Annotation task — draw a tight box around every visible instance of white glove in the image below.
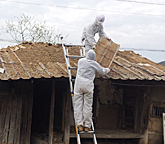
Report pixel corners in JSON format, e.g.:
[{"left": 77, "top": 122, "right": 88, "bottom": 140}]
[{"left": 106, "top": 68, "right": 110, "bottom": 73}]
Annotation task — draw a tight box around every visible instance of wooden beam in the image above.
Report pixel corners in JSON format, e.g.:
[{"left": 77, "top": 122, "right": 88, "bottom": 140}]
[
  {"left": 8, "top": 94, "right": 18, "bottom": 144},
  {"left": 20, "top": 91, "right": 28, "bottom": 144},
  {"left": 0, "top": 94, "right": 9, "bottom": 143},
  {"left": 134, "top": 89, "right": 139, "bottom": 132},
  {"left": 26, "top": 83, "right": 33, "bottom": 144},
  {"left": 63, "top": 85, "right": 71, "bottom": 144},
  {"left": 14, "top": 90, "right": 22, "bottom": 144},
  {"left": 139, "top": 129, "right": 148, "bottom": 144},
  {"left": 70, "top": 132, "right": 143, "bottom": 139},
  {"left": 2, "top": 93, "right": 13, "bottom": 144},
  {"left": 139, "top": 87, "right": 151, "bottom": 143},
  {"left": 48, "top": 79, "right": 55, "bottom": 144}
]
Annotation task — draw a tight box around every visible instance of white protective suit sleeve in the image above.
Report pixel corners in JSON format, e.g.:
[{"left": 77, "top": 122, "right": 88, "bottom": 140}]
[{"left": 98, "top": 24, "right": 107, "bottom": 38}]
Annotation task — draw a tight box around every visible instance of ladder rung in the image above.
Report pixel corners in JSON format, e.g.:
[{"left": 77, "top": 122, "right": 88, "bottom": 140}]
[
  {"left": 66, "top": 55, "right": 84, "bottom": 59},
  {"left": 71, "top": 79, "right": 75, "bottom": 82},
  {"left": 69, "top": 67, "right": 77, "bottom": 70},
  {"left": 64, "top": 44, "right": 85, "bottom": 47}
]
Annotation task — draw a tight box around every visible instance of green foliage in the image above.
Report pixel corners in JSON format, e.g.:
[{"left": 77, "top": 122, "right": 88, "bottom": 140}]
[{"left": 2, "top": 13, "right": 65, "bottom": 44}]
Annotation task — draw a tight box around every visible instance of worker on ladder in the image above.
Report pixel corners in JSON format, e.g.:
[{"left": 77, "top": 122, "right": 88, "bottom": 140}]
[
  {"left": 73, "top": 49, "right": 110, "bottom": 132},
  {"left": 81, "top": 13, "right": 111, "bottom": 54}
]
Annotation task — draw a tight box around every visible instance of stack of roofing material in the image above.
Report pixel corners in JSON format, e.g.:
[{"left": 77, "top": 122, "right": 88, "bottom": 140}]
[{"left": 96, "top": 37, "right": 120, "bottom": 68}]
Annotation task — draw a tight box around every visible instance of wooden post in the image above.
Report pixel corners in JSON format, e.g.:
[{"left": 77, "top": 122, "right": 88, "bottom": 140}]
[
  {"left": 134, "top": 89, "right": 139, "bottom": 132},
  {"left": 20, "top": 85, "right": 28, "bottom": 144},
  {"left": 139, "top": 87, "right": 151, "bottom": 144},
  {"left": 2, "top": 93, "right": 13, "bottom": 144},
  {"left": 139, "top": 129, "right": 148, "bottom": 144},
  {"left": 0, "top": 94, "right": 9, "bottom": 143},
  {"left": 14, "top": 91, "right": 22, "bottom": 144},
  {"left": 8, "top": 94, "right": 18, "bottom": 144},
  {"left": 48, "top": 79, "right": 55, "bottom": 144},
  {"left": 26, "top": 82, "right": 34, "bottom": 144},
  {"left": 64, "top": 85, "right": 71, "bottom": 144}
]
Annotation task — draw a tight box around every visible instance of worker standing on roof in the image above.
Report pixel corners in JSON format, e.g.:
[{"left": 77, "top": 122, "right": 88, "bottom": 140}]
[
  {"left": 73, "top": 49, "right": 110, "bottom": 132},
  {"left": 81, "top": 13, "right": 111, "bottom": 55}
]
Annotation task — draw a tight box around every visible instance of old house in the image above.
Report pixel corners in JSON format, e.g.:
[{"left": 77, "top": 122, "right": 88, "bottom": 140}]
[{"left": 0, "top": 41, "right": 165, "bottom": 144}]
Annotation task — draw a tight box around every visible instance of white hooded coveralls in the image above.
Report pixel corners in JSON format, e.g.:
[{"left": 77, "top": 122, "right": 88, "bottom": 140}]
[
  {"left": 82, "top": 20, "right": 107, "bottom": 54},
  {"left": 74, "top": 50, "right": 110, "bottom": 128}
]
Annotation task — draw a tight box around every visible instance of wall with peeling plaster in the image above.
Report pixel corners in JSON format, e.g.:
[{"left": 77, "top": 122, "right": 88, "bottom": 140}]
[
  {"left": 95, "top": 79, "right": 123, "bottom": 129},
  {"left": 148, "top": 87, "right": 165, "bottom": 144}
]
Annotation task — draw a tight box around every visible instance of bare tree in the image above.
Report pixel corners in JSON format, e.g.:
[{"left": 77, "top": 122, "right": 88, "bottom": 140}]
[{"left": 2, "top": 14, "right": 65, "bottom": 44}]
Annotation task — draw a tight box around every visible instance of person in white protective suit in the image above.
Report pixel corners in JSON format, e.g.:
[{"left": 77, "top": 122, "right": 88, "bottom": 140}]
[
  {"left": 81, "top": 13, "right": 111, "bottom": 54},
  {"left": 73, "top": 49, "right": 110, "bottom": 132}
]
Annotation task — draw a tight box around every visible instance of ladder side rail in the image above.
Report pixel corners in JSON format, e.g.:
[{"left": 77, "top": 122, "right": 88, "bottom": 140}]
[
  {"left": 80, "top": 49, "right": 82, "bottom": 56},
  {"left": 62, "top": 43, "right": 73, "bottom": 94},
  {"left": 81, "top": 41, "right": 85, "bottom": 56},
  {"left": 83, "top": 47, "right": 85, "bottom": 56},
  {"left": 91, "top": 120, "right": 98, "bottom": 144},
  {"left": 66, "top": 50, "right": 82, "bottom": 144},
  {"left": 65, "top": 48, "right": 81, "bottom": 144},
  {"left": 66, "top": 49, "right": 74, "bottom": 94},
  {"left": 75, "top": 122, "right": 81, "bottom": 144}
]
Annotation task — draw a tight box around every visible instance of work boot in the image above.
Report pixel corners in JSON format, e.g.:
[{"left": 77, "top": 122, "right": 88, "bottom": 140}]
[
  {"left": 84, "top": 127, "right": 92, "bottom": 132},
  {"left": 78, "top": 125, "right": 84, "bottom": 132}
]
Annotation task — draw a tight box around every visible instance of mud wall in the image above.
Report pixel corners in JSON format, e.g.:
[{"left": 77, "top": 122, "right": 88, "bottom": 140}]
[
  {"left": 95, "top": 79, "right": 123, "bottom": 129},
  {"left": 148, "top": 87, "right": 165, "bottom": 144}
]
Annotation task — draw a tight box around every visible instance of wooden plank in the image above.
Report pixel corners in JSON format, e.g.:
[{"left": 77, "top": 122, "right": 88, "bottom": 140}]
[
  {"left": 139, "top": 87, "right": 151, "bottom": 143},
  {"left": 8, "top": 94, "right": 18, "bottom": 144},
  {"left": 134, "top": 95, "right": 138, "bottom": 131},
  {"left": 20, "top": 84, "right": 28, "bottom": 144},
  {"left": 96, "top": 37, "right": 120, "bottom": 68},
  {"left": 70, "top": 132, "right": 143, "bottom": 139},
  {"left": 0, "top": 95, "right": 9, "bottom": 142},
  {"left": 63, "top": 86, "right": 71, "bottom": 144},
  {"left": 48, "top": 79, "right": 55, "bottom": 144},
  {"left": 26, "top": 83, "right": 33, "bottom": 144},
  {"left": 2, "top": 92, "right": 13, "bottom": 144},
  {"left": 0, "top": 95, "right": 2, "bottom": 112},
  {"left": 14, "top": 82, "right": 22, "bottom": 144},
  {"left": 62, "top": 93, "right": 66, "bottom": 132}
]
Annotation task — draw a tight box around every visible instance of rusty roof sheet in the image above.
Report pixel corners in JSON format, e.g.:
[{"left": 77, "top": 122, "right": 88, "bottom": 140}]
[{"left": 0, "top": 41, "right": 165, "bottom": 81}]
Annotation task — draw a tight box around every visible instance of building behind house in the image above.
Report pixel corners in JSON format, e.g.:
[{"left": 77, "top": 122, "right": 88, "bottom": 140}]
[{"left": 0, "top": 42, "right": 165, "bottom": 144}]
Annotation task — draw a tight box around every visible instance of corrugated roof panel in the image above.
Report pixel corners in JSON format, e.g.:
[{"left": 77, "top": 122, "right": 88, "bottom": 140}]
[
  {"left": 34, "top": 63, "right": 50, "bottom": 78},
  {"left": 113, "top": 60, "right": 141, "bottom": 79},
  {"left": 56, "top": 62, "right": 69, "bottom": 77},
  {"left": 0, "top": 42, "right": 164, "bottom": 81},
  {"left": 29, "top": 63, "right": 44, "bottom": 79},
  {"left": 46, "top": 62, "right": 62, "bottom": 78},
  {"left": 110, "top": 67, "right": 128, "bottom": 79}
]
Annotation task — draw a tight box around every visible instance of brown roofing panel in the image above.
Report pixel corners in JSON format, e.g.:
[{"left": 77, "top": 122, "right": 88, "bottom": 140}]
[
  {"left": 46, "top": 62, "right": 62, "bottom": 77},
  {"left": 0, "top": 51, "right": 20, "bottom": 80},
  {"left": 0, "top": 41, "right": 165, "bottom": 81},
  {"left": 96, "top": 37, "right": 120, "bottom": 68},
  {"left": 54, "top": 62, "right": 68, "bottom": 77}
]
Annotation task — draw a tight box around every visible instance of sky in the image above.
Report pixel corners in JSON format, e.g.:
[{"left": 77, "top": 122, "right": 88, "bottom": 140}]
[{"left": 0, "top": 0, "right": 165, "bottom": 63}]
